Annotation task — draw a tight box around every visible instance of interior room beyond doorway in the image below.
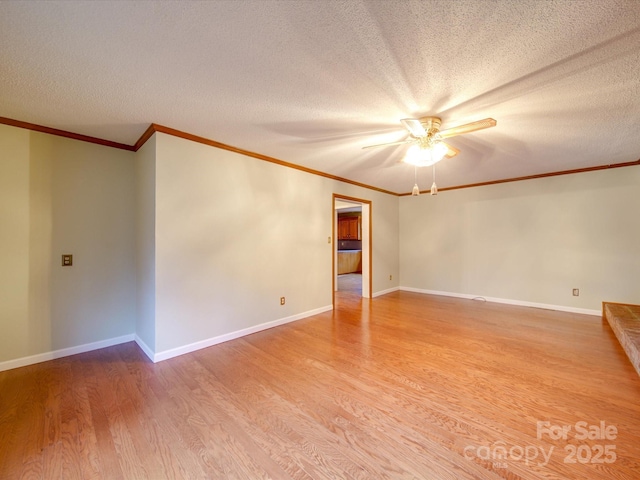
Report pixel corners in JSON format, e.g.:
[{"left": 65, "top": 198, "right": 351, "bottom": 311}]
[{"left": 334, "top": 196, "right": 370, "bottom": 300}]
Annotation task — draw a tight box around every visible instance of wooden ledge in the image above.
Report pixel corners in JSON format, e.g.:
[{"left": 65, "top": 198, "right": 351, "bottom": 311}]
[{"left": 603, "top": 302, "right": 640, "bottom": 377}]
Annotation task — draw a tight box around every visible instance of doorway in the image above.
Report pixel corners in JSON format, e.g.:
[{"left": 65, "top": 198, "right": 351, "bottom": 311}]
[{"left": 333, "top": 194, "right": 372, "bottom": 307}]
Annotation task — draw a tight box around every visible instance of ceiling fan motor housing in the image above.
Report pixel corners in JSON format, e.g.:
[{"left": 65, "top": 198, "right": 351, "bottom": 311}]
[
  {"left": 419, "top": 116, "right": 442, "bottom": 132},
  {"left": 416, "top": 117, "right": 443, "bottom": 147}
]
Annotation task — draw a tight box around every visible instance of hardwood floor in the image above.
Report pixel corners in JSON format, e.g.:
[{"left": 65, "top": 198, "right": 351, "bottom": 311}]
[{"left": 2, "top": 291, "right": 640, "bottom": 479}]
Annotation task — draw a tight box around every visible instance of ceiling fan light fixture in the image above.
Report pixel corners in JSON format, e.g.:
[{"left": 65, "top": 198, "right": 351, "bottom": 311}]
[
  {"left": 360, "top": 115, "right": 497, "bottom": 194},
  {"left": 403, "top": 141, "right": 448, "bottom": 167}
]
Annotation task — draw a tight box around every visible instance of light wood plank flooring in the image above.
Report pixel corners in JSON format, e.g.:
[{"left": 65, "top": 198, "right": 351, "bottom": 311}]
[{"left": 2, "top": 291, "right": 640, "bottom": 479}]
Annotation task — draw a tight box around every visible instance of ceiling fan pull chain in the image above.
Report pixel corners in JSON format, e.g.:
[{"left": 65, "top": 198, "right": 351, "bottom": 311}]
[
  {"left": 431, "top": 164, "right": 438, "bottom": 196},
  {"left": 412, "top": 165, "right": 420, "bottom": 196}
]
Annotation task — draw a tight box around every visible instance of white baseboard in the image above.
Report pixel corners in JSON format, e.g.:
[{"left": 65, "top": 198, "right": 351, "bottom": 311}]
[
  {"left": 373, "top": 286, "right": 400, "bottom": 298},
  {"left": 5, "top": 289, "right": 595, "bottom": 371},
  {"left": 0, "top": 334, "right": 135, "bottom": 372},
  {"left": 399, "top": 287, "right": 601, "bottom": 316},
  {"left": 134, "top": 335, "right": 155, "bottom": 362},
  {"left": 152, "top": 304, "right": 334, "bottom": 363}
]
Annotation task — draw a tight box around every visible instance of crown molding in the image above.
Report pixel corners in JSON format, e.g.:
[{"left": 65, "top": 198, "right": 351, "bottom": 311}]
[
  {"left": 0, "top": 116, "right": 397, "bottom": 196},
  {"left": 146, "top": 124, "right": 399, "bottom": 196},
  {"left": 2, "top": 116, "right": 637, "bottom": 197},
  {"left": 0, "top": 116, "right": 135, "bottom": 151},
  {"left": 399, "top": 159, "right": 640, "bottom": 196}
]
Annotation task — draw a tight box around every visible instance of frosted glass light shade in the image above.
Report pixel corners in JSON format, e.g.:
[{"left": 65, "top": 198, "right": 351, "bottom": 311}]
[{"left": 403, "top": 142, "right": 448, "bottom": 167}]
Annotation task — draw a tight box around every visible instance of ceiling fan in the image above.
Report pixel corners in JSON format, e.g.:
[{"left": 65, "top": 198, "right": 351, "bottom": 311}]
[
  {"left": 362, "top": 115, "right": 496, "bottom": 195},
  {"left": 362, "top": 116, "right": 497, "bottom": 167}
]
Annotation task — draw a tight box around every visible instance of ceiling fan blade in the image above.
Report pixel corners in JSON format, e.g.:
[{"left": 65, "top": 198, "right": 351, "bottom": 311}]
[
  {"left": 362, "top": 138, "right": 415, "bottom": 150},
  {"left": 439, "top": 118, "right": 497, "bottom": 139},
  {"left": 443, "top": 142, "right": 460, "bottom": 158},
  {"left": 400, "top": 118, "right": 426, "bottom": 137}
]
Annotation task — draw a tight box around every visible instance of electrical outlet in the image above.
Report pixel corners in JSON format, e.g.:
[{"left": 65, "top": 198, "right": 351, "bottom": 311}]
[
  {"left": 328, "top": 236, "right": 331, "bottom": 243},
  {"left": 280, "top": 297, "right": 285, "bottom": 305},
  {"left": 572, "top": 289, "right": 579, "bottom": 296},
  {"left": 62, "top": 254, "right": 73, "bottom": 266},
  {"left": 389, "top": 275, "right": 393, "bottom": 281}
]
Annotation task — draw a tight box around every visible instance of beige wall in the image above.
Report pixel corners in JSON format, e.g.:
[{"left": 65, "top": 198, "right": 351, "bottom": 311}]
[
  {"left": 0, "top": 126, "right": 31, "bottom": 362},
  {"left": 0, "top": 125, "right": 400, "bottom": 366},
  {"left": 4, "top": 119, "right": 638, "bottom": 367},
  {"left": 0, "top": 124, "right": 137, "bottom": 365},
  {"left": 399, "top": 166, "right": 640, "bottom": 312},
  {"left": 153, "top": 133, "right": 400, "bottom": 356},
  {"left": 135, "top": 136, "right": 156, "bottom": 354}
]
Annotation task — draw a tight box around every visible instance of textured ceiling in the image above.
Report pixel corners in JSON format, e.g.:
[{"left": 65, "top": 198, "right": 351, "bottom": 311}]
[{"left": 1, "top": 0, "right": 639, "bottom": 194}]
